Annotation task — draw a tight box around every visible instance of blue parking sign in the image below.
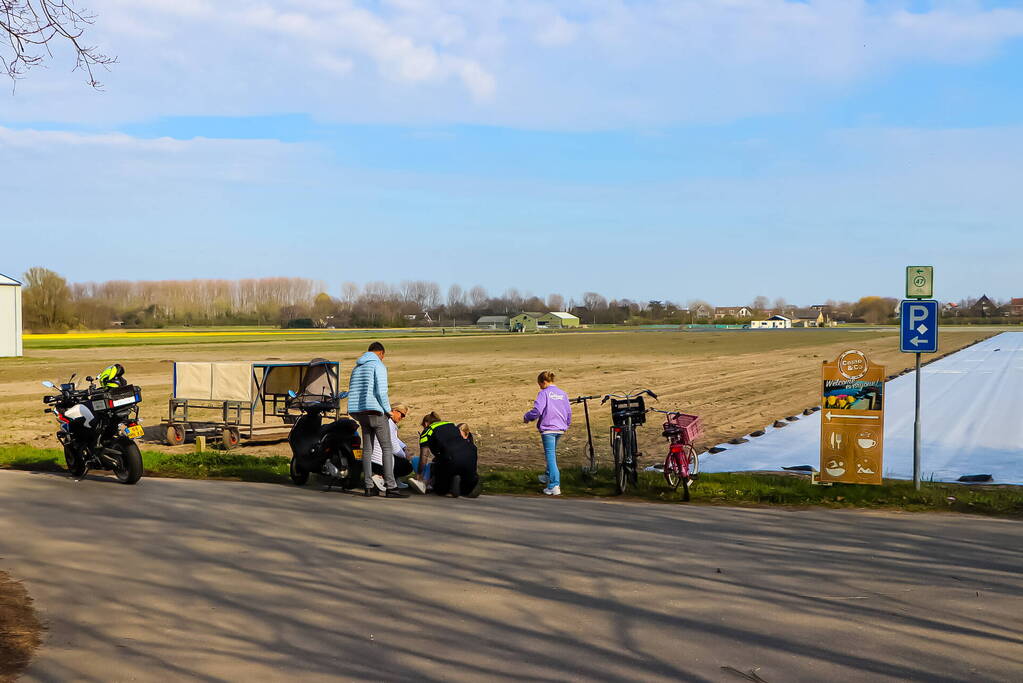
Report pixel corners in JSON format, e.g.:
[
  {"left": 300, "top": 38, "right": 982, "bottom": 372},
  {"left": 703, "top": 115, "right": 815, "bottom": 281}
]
[{"left": 900, "top": 300, "right": 938, "bottom": 353}]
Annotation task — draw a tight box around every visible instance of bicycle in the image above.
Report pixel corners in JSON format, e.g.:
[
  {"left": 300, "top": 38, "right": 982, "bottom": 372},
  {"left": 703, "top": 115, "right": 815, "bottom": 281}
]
[
  {"left": 601, "top": 389, "right": 657, "bottom": 494},
  {"left": 649, "top": 408, "right": 702, "bottom": 501}
]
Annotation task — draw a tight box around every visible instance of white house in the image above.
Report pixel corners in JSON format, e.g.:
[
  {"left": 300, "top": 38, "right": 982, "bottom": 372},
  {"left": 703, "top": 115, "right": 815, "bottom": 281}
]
[
  {"left": 750, "top": 315, "right": 792, "bottom": 329},
  {"left": 0, "top": 273, "right": 23, "bottom": 357}
]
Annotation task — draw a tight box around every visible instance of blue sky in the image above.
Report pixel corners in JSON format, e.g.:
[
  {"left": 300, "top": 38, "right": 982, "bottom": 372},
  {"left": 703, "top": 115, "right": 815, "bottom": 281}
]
[{"left": 2, "top": 0, "right": 1022, "bottom": 305}]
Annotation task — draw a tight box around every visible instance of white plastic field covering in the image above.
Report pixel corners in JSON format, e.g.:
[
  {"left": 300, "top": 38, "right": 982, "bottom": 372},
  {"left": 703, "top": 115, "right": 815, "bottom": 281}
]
[{"left": 701, "top": 332, "right": 1023, "bottom": 485}]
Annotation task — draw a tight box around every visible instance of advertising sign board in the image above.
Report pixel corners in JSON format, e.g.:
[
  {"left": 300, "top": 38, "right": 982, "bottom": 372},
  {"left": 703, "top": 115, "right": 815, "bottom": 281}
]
[{"left": 819, "top": 350, "right": 885, "bottom": 485}]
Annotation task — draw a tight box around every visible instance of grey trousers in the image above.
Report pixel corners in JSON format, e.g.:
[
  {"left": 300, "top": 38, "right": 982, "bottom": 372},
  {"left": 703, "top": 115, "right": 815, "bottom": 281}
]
[{"left": 354, "top": 412, "right": 396, "bottom": 489}]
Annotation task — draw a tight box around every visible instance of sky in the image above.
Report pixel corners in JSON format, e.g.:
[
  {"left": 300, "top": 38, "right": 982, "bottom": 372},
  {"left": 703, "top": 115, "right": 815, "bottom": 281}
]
[{"left": 1, "top": 0, "right": 1022, "bottom": 306}]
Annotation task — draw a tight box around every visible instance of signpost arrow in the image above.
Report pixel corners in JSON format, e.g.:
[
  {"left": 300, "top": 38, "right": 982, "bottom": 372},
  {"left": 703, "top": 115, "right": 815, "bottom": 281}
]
[{"left": 825, "top": 411, "right": 880, "bottom": 422}]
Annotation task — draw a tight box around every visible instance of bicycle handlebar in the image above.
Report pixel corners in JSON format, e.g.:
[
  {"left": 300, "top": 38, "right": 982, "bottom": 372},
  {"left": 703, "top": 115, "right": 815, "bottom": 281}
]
[
  {"left": 570, "top": 395, "right": 600, "bottom": 404},
  {"left": 601, "top": 388, "right": 658, "bottom": 404}
]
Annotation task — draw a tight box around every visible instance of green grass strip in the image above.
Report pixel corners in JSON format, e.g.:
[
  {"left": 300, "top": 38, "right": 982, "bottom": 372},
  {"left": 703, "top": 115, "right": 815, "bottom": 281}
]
[{"left": 2, "top": 445, "right": 1021, "bottom": 517}]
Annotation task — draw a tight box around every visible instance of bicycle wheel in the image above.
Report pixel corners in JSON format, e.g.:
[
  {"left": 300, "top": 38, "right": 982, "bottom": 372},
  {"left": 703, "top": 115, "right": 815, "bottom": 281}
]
[
  {"left": 664, "top": 451, "right": 681, "bottom": 490},
  {"left": 680, "top": 444, "right": 698, "bottom": 502},
  {"left": 684, "top": 444, "right": 699, "bottom": 478},
  {"left": 612, "top": 435, "right": 627, "bottom": 495},
  {"left": 627, "top": 429, "right": 640, "bottom": 486}
]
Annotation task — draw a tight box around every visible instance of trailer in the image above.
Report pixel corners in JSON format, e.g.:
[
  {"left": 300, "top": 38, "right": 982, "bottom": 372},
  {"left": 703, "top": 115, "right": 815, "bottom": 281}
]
[{"left": 161, "top": 359, "right": 342, "bottom": 448}]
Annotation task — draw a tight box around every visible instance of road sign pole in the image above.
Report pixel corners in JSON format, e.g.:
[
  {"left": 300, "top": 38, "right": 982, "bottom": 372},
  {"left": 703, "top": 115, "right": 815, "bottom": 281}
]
[{"left": 914, "top": 352, "right": 921, "bottom": 490}]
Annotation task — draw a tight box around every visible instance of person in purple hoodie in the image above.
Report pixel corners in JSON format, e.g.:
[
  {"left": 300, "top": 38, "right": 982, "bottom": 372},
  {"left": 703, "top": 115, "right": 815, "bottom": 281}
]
[{"left": 523, "top": 370, "right": 572, "bottom": 496}]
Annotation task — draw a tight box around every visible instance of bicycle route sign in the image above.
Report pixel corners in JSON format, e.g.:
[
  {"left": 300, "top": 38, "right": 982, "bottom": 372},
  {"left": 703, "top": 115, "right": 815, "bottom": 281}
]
[
  {"left": 819, "top": 350, "right": 885, "bottom": 485},
  {"left": 906, "top": 265, "right": 933, "bottom": 299}
]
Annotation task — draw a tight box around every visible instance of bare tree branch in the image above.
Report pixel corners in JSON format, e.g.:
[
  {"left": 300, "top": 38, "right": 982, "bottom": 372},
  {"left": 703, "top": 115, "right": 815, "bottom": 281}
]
[{"left": 0, "top": 0, "right": 114, "bottom": 88}]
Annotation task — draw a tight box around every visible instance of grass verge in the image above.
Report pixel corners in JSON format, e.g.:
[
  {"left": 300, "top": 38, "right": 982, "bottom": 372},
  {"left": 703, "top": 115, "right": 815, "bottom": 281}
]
[
  {"left": 2, "top": 445, "right": 1021, "bottom": 517},
  {"left": 0, "top": 570, "right": 43, "bottom": 683}
]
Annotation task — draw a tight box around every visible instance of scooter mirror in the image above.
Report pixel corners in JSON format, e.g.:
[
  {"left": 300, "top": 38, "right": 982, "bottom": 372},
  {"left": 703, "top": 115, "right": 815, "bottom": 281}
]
[{"left": 41, "top": 381, "right": 55, "bottom": 388}]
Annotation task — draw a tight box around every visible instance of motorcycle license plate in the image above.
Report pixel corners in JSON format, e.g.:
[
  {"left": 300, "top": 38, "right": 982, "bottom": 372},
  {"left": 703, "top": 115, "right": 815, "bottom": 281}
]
[
  {"left": 124, "top": 425, "right": 144, "bottom": 439},
  {"left": 352, "top": 448, "right": 363, "bottom": 461}
]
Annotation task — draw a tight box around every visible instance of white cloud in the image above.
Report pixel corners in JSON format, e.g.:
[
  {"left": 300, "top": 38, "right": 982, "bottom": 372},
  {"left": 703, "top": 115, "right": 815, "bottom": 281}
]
[
  {"left": 0, "top": 126, "right": 313, "bottom": 184},
  {"left": 1, "top": 1, "right": 1022, "bottom": 126}
]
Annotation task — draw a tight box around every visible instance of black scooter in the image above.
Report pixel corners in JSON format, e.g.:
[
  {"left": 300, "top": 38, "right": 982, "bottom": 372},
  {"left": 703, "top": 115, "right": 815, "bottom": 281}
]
[{"left": 286, "top": 391, "right": 362, "bottom": 489}]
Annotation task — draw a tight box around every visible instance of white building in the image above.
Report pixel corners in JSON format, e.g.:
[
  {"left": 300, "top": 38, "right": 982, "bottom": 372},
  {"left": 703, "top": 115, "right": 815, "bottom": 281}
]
[
  {"left": 0, "top": 273, "right": 23, "bottom": 357},
  {"left": 750, "top": 315, "right": 792, "bottom": 329}
]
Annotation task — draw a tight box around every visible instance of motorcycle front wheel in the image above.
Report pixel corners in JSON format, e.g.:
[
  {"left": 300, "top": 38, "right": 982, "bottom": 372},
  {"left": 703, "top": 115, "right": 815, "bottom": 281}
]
[
  {"left": 63, "top": 444, "right": 87, "bottom": 479},
  {"left": 289, "top": 455, "right": 309, "bottom": 485},
  {"left": 112, "top": 440, "right": 143, "bottom": 485}
]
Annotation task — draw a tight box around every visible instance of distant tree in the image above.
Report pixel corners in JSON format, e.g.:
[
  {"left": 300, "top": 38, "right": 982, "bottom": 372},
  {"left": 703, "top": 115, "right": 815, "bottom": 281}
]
[
  {"left": 1, "top": 0, "right": 115, "bottom": 87},
  {"left": 22, "top": 266, "right": 72, "bottom": 330},
  {"left": 469, "top": 285, "right": 488, "bottom": 310},
  {"left": 772, "top": 297, "right": 788, "bottom": 310},
  {"left": 447, "top": 284, "right": 465, "bottom": 309},
  {"left": 340, "top": 282, "right": 360, "bottom": 309},
  {"left": 751, "top": 296, "right": 770, "bottom": 310},
  {"left": 546, "top": 293, "right": 565, "bottom": 311},
  {"left": 311, "top": 292, "right": 338, "bottom": 321},
  {"left": 853, "top": 296, "right": 898, "bottom": 324}
]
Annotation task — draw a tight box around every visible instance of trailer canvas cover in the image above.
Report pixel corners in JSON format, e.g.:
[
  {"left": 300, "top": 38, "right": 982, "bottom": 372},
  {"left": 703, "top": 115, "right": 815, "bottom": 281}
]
[{"left": 173, "top": 362, "right": 257, "bottom": 402}]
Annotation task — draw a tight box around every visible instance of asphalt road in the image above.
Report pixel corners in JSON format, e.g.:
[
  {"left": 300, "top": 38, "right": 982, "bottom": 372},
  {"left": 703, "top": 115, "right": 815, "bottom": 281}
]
[{"left": 1, "top": 470, "right": 1021, "bottom": 682}]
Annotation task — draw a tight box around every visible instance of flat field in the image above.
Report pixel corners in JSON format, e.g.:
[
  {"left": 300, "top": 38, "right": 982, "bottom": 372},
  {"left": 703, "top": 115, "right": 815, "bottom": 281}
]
[{"left": 0, "top": 327, "right": 993, "bottom": 468}]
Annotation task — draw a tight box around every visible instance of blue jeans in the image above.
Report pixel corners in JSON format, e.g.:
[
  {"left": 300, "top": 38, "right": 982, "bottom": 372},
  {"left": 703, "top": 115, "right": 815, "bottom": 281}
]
[{"left": 541, "top": 433, "right": 562, "bottom": 488}]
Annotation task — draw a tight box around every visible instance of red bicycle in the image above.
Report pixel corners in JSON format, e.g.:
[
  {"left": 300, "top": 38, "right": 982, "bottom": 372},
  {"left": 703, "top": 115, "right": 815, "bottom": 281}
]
[{"left": 649, "top": 409, "right": 702, "bottom": 501}]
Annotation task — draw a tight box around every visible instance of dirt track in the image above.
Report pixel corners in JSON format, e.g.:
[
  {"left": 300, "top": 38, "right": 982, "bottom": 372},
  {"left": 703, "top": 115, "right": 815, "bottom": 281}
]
[{"left": 0, "top": 328, "right": 992, "bottom": 468}]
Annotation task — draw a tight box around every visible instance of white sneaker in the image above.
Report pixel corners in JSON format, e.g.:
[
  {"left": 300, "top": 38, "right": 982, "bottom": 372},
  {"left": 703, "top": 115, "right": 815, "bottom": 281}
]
[
  {"left": 543, "top": 485, "right": 561, "bottom": 496},
  {"left": 371, "top": 474, "right": 386, "bottom": 491},
  {"left": 406, "top": 478, "right": 427, "bottom": 494},
  {"left": 538, "top": 474, "right": 549, "bottom": 484}
]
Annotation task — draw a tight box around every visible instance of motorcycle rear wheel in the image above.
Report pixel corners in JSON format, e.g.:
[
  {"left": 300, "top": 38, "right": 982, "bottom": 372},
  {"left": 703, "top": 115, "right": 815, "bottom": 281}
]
[
  {"left": 63, "top": 444, "right": 87, "bottom": 479},
  {"left": 113, "top": 440, "right": 143, "bottom": 485}
]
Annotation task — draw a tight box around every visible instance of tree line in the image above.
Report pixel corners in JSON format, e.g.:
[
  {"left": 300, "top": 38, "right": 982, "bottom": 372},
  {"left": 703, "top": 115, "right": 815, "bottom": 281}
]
[{"left": 17, "top": 267, "right": 992, "bottom": 331}]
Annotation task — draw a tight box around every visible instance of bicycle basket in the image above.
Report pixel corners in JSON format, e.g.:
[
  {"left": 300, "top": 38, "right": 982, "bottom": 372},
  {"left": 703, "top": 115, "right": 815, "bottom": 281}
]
[
  {"left": 668, "top": 413, "right": 703, "bottom": 442},
  {"left": 611, "top": 396, "right": 646, "bottom": 426}
]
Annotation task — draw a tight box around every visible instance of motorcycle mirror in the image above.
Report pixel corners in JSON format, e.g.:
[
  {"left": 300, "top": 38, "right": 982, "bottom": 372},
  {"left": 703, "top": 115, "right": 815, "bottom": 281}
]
[
  {"left": 86, "top": 376, "right": 94, "bottom": 382},
  {"left": 69, "top": 373, "right": 76, "bottom": 382},
  {"left": 41, "top": 381, "right": 55, "bottom": 388},
  {"left": 287, "top": 390, "right": 298, "bottom": 398}
]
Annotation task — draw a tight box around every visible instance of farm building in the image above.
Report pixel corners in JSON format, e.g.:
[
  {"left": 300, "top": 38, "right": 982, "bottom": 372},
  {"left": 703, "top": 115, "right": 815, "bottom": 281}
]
[
  {"left": 539, "top": 312, "right": 580, "bottom": 329},
  {"left": 0, "top": 273, "right": 23, "bottom": 357},
  {"left": 714, "top": 306, "right": 753, "bottom": 320},
  {"left": 509, "top": 312, "right": 543, "bottom": 332},
  {"left": 750, "top": 315, "right": 792, "bottom": 329},
  {"left": 790, "top": 309, "right": 826, "bottom": 327},
  {"left": 476, "top": 315, "right": 510, "bottom": 330}
]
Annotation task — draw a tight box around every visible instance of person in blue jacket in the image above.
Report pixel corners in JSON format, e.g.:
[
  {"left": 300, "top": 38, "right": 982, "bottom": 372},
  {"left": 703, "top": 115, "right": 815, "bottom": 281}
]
[{"left": 347, "top": 342, "right": 408, "bottom": 499}]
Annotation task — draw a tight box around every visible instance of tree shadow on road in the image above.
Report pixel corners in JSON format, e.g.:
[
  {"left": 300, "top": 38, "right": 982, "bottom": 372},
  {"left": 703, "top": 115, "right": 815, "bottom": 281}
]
[{"left": 2, "top": 473, "right": 1022, "bottom": 681}]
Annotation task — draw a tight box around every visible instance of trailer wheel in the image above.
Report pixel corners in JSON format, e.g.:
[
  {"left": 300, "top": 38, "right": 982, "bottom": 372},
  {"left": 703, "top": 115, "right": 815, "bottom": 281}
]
[
  {"left": 221, "top": 427, "right": 240, "bottom": 450},
  {"left": 164, "top": 424, "right": 186, "bottom": 446}
]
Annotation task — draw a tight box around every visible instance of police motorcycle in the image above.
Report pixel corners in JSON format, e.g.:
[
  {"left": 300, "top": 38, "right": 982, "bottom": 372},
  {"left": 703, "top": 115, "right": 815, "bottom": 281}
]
[{"left": 41, "top": 364, "right": 145, "bottom": 485}]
